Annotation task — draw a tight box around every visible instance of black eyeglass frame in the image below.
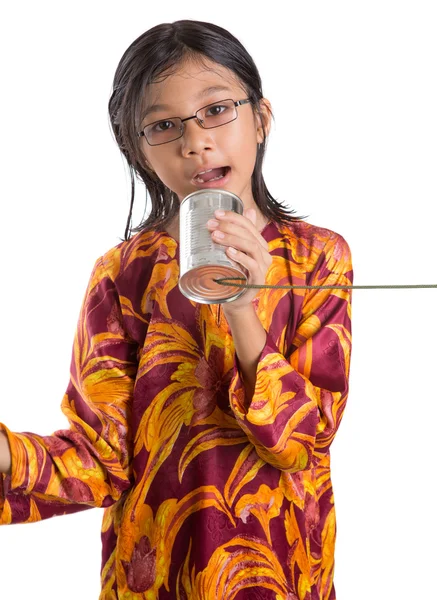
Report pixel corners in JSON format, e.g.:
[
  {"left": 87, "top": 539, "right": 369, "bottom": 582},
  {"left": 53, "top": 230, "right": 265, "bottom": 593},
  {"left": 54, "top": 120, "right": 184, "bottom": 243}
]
[{"left": 137, "top": 98, "right": 252, "bottom": 146}]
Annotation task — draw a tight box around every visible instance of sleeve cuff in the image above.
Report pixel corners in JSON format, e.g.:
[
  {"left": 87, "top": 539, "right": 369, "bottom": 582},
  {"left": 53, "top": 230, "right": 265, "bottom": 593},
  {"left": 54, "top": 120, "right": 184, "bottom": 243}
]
[{"left": 229, "top": 330, "right": 285, "bottom": 418}]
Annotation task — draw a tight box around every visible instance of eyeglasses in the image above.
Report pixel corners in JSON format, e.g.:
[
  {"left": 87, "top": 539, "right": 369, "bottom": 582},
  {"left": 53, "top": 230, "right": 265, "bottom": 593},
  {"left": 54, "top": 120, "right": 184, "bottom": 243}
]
[{"left": 137, "top": 98, "right": 251, "bottom": 146}]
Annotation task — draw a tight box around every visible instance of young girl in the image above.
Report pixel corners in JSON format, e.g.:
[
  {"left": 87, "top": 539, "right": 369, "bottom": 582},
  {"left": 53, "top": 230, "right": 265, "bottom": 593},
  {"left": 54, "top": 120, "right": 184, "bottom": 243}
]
[{"left": 0, "top": 19, "right": 352, "bottom": 600}]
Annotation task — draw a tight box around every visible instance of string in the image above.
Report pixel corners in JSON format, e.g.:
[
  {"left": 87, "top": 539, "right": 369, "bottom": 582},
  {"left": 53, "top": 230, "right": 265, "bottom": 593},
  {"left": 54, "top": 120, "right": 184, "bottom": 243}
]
[{"left": 213, "top": 278, "right": 437, "bottom": 291}]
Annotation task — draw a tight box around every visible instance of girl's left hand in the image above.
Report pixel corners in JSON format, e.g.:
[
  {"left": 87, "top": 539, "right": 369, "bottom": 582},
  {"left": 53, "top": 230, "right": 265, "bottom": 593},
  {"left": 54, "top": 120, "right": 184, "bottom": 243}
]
[{"left": 207, "top": 208, "right": 272, "bottom": 312}]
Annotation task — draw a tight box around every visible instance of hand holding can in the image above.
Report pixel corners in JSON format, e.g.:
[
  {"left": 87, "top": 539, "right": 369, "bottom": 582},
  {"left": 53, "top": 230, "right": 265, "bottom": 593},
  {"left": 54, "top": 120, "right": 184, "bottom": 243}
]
[{"left": 178, "top": 189, "right": 249, "bottom": 304}]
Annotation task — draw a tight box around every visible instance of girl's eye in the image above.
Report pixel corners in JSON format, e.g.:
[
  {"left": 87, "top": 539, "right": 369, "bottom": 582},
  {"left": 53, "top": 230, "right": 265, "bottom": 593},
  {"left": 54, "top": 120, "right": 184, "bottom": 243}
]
[
  {"left": 206, "top": 104, "right": 227, "bottom": 117},
  {"left": 153, "top": 120, "right": 175, "bottom": 132}
]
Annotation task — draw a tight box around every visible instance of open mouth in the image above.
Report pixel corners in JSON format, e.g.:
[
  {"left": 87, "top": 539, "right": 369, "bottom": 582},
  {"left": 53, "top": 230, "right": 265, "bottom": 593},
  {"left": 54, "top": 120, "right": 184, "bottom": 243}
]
[{"left": 193, "top": 166, "right": 230, "bottom": 183}]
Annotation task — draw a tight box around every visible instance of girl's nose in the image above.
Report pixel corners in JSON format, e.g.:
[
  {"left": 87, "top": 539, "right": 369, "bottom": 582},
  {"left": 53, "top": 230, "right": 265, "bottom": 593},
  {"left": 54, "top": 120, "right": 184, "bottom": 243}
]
[{"left": 180, "top": 119, "right": 215, "bottom": 156}]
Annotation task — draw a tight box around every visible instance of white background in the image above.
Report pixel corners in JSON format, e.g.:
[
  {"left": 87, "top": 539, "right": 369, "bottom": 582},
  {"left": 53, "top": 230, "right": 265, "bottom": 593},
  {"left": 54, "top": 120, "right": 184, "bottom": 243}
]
[{"left": 0, "top": 1, "right": 436, "bottom": 598}]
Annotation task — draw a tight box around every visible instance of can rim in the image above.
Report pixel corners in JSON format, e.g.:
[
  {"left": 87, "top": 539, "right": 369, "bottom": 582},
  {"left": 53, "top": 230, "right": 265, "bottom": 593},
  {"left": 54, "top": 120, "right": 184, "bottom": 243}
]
[{"left": 180, "top": 188, "right": 244, "bottom": 209}]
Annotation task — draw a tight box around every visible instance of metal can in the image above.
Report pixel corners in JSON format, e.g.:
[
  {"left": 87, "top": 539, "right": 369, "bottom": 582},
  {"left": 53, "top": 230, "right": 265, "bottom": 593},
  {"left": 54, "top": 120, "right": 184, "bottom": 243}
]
[{"left": 178, "top": 189, "right": 248, "bottom": 304}]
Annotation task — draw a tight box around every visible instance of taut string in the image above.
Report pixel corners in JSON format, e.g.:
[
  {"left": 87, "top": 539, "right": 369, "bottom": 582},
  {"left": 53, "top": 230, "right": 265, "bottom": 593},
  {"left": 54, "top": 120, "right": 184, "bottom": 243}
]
[{"left": 213, "top": 278, "right": 437, "bottom": 291}]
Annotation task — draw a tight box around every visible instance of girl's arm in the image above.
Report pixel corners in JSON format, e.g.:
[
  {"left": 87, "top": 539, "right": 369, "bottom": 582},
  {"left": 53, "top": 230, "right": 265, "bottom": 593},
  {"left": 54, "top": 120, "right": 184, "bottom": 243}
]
[
  {"left": 0, "top": 432, "right": 11, "bottom": 475},
  {"left": 0, "top": 255, "right": 138, "bottom": 525},
  {"left": 222, "top": 306, "right": 267, "bottom": 401},
  {"left": 225, "top": 234, "right": 352, "bottom": 472}
]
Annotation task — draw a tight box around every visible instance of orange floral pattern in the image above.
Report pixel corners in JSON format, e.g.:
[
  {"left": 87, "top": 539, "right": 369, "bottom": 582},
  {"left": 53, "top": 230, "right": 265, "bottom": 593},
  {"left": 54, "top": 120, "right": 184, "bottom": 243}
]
[{"left": 0, "top": 220, "right": 352, "bottom": 599}]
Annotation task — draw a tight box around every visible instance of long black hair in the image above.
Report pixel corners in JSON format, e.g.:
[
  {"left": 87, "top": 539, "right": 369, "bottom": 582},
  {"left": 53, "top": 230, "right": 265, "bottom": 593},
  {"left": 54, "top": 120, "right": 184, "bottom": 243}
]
[{"left": 108, "top": 20, "right": 302, "bottom": 241}]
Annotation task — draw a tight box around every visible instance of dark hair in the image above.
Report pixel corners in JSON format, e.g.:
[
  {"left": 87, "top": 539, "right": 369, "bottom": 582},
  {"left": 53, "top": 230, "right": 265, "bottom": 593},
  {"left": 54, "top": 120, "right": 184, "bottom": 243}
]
[{"left": 108, "top": 20, "right": 302, "bottom": 241}]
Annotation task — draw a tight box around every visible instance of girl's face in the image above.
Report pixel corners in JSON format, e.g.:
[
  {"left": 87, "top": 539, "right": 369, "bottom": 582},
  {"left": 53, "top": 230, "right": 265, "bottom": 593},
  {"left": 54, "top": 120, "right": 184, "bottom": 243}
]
[{"left": 138, "top": 58, "right": 271, "bottom": 210}]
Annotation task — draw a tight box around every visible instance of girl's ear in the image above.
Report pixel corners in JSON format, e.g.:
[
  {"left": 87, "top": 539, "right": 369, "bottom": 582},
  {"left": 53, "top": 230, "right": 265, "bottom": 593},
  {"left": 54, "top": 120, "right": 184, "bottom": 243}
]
[{"left": 256, "top": 98, "right": 272, "bottom": 144}]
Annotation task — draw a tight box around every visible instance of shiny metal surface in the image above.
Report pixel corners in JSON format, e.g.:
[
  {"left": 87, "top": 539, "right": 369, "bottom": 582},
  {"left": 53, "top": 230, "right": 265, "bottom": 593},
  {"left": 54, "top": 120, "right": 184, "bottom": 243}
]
[{"left": 178, "top": 189, "right": 248, "bottom": 304}]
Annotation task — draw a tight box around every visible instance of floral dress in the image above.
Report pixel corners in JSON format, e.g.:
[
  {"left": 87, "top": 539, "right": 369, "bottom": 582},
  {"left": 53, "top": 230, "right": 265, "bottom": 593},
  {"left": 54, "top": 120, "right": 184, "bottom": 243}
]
[{"left": 0, "top": 219, "right": 353, "bottom": 600}]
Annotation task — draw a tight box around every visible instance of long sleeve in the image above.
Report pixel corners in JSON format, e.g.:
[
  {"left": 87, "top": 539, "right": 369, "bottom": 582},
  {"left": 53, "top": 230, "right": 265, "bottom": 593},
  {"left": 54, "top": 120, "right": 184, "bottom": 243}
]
[
  {"left": 0, "top": 256, "right": 138, "bottom": 525},
  {"left": 229, "top": 233, "right": 352, "bottom": 472}
]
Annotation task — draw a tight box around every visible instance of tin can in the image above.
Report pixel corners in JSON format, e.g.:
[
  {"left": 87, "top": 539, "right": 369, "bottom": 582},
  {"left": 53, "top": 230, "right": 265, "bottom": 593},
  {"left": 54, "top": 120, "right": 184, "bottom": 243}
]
[{"left": 178, "top": 189, "right": 248, "bottom": 304}]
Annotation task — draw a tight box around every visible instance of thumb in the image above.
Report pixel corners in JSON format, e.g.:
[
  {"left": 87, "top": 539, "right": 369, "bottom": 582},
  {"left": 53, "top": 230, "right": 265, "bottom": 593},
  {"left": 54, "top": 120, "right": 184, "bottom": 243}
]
[{"left": 244, "top": 208, "right": 257, "bottom": 225}]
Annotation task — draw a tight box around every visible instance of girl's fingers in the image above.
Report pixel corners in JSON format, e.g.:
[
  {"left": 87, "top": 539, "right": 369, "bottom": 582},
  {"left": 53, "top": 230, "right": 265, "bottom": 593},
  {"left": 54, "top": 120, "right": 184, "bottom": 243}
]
[
  {"left": 212, "top": 210, "right": 270, "bottom": 251},
  {"left": 205, "top": 210, "right": 273, "bottom": 308},
  {"left": 212, "top": 229, "right": 262, "bottom": 260},
  {"left": 209, "top": 225, "right": 267, "bottom": 254},
  {"left": 225, "top": 246, "right": 259, "bottom": 271}
]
